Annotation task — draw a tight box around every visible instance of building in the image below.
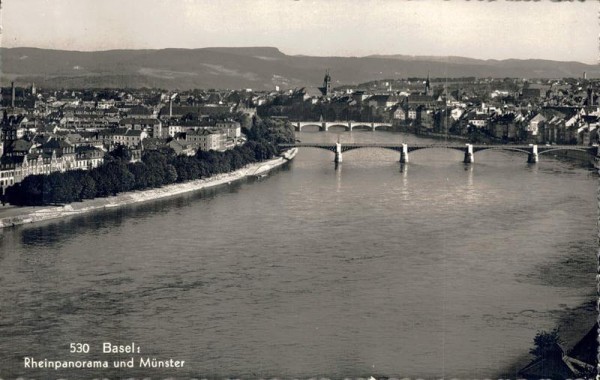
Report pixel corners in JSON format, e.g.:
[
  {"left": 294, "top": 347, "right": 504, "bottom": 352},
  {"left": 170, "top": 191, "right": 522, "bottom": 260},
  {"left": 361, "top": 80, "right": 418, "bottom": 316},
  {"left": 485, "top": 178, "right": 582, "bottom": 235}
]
[
  {"left": 97, "top": 99, "right": 116, "bottom": 110},
  {"left": 518, "top": 324, "right": 597, "bottom": 379},
  {"left": 425, "top": 73, "right": 433, "bottom": 97},
  {"left": 110, "top": 128, "right": 148, "bottom": 148},
  {"left": 185, "top": 129, "right": 224, "bottom": 151},
  {"left": 167, "top": 139, "right": 197, "bottom": 156},
  {"left": 419, "top": 109, "right": 434, "bottom": 130},
  {"left": 215, "top": 121, "right": 241, "bottom": 139},
  {"left": 368, "top": 95, "right": 399, "bottom": 109},
  {"left": 159, "top": 105, "right": 233, "bottom": 120},
  {"left": 468, "top": 114, "right": 489, "bottom": 128},
  {"left": 318, "top": 70, "right": 332, "bottom": 97},
  {"left": 127, "top": 105, "right": 155, "bottom": 119},
  {"left": 407, "top": 94, "right": 437, "bottom": 108},
  {"left": 489, "top": 114, "right": 519, "bottom": 140},
  {"left": 163, "top": 124, "right": 192, "bottom": 138},
  {"left": 119, "top": 118, "right": 162, "bottom": 138},
  {"left": 527, "top": 113, "right": 547, "bottom": 137},
  {"left": 1, "top": 124, "right": 24, "bottom": 141},
  {"left": 74, "top": 146, "right": 104, "bottom": 170},
  {"left": 0, "top": 138, "right": 103, "bottom": 195},
  {"left": 392, "top": 104, "right": 409, "bottom": 121},
  {"left": 408, "top": 106, "right": 423, "bottom": 123}
]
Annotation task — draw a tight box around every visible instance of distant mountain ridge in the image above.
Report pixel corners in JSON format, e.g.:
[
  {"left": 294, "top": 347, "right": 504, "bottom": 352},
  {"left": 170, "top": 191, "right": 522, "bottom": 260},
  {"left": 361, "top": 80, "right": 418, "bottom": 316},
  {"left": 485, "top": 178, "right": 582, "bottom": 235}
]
[{"left": 1, "top": 47, "right": 597, "bottom": 90}]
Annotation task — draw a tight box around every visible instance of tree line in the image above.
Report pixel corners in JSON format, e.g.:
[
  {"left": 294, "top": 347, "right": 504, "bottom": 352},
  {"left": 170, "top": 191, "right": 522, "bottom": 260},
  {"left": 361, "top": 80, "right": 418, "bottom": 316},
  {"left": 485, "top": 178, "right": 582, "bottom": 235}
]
[{"left": 3, "top": 117, "right": 294, "bottom": 206}]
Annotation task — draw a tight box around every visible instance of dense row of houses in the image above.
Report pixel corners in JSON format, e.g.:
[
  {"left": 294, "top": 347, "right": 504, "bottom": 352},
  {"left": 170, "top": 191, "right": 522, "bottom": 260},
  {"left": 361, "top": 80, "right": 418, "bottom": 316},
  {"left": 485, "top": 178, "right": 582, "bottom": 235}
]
[
  {"left": 0, "top": 86, "right": 247, "bottom": 195},
  {"left": 267, "top": 72, "right": 600, "bottom": 144},
  {"left": 1, "top": 76, "right": 598, "bottom": 194},
  {"left": 0, "top": 135, "right": 104, "bottom": 192}
]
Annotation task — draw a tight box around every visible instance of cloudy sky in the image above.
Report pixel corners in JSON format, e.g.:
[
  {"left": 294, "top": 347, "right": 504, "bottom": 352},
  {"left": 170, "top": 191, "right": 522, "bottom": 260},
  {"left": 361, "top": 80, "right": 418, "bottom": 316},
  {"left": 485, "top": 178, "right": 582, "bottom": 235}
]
[{"left": 2, "top": 0, "right": 598, "bottom": 63}]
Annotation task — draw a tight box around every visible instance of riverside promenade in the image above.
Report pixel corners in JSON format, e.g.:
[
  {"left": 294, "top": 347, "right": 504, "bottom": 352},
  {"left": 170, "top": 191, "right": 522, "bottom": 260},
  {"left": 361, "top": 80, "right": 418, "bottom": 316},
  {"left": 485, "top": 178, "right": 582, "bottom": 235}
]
[{"left": 0, "top": 149, "right": 297, "bottom": 229}]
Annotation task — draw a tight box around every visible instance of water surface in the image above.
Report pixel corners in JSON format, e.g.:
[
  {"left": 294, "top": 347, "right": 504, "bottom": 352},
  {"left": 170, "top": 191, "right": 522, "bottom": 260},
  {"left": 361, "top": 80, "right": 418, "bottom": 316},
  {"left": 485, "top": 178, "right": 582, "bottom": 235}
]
[{"left": 0, "top": 131, "right": 596, "bottom": 378}]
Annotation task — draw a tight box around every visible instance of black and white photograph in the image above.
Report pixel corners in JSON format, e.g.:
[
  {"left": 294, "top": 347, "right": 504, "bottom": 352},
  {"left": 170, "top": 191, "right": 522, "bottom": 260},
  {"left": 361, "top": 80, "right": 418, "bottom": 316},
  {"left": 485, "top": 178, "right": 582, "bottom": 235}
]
[{"left": 0, "top": 0, "right": 598, "bottom": 378}]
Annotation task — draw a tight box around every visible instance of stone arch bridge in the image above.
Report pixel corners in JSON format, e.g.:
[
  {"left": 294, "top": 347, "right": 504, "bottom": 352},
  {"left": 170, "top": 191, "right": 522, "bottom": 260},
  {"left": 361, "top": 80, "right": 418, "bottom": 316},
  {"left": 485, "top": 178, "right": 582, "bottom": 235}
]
[
  {"left": 291, "top": 121, "right": 393, "bottom": 132},
  {"left": 278, "top": 142, "right": 600, "bottom": 164}
]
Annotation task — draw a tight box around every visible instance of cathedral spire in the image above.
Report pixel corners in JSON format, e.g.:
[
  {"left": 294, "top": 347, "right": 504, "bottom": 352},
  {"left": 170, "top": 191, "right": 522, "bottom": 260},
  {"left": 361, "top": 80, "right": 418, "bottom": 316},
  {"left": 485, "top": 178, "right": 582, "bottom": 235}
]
[
  {"left": 319, "top": 69, "right": 332, "bottom": 97},
  {"left": 425, "top": 72, "right": 432, "bottom": 96}
]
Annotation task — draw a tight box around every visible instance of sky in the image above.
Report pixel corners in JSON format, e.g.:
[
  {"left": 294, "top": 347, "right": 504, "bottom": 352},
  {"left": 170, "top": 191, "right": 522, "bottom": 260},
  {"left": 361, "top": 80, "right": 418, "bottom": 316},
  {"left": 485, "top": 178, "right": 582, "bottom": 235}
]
[{"left": 1, "top": 0, "right": 598, "bottom": 63}]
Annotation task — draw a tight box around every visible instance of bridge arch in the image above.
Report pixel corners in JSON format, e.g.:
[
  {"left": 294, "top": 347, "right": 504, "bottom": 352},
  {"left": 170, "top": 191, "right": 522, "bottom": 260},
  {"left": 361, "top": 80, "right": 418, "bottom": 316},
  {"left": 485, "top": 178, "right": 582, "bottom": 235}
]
[
  {"left": 373, "top": 124, "right": 393, "bottom": 131},
  {"left": 408, "top": 146, "right": 467, "bottom": 154},
  {"left": 474, "top": 146, "right": 532, "bottom": 155},
  {"left": 538, "top": 147, "right": 593, "bottom": 155},
  {"left": 327, "top": 124, "right": 351, "bottom": 132},
  {"left": 341, "top": 146, "right": 402, "bottom": 154},
  {"left": 280, "top": 143, "right": 597, "bottom": 165},
  {"left": 290, "top": 145, "right": 336, "bottom": 153},
  {"left": 297, "top": 123, "right": 323, "bottom": 132},
  {"left": 351, "top": 124, "right": 374, "bottom": 131}
]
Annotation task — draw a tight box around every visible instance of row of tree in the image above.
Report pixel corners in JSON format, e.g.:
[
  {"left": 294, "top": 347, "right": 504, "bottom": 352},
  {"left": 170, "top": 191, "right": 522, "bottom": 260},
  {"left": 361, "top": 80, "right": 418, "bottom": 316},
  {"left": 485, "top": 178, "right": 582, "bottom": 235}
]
[{"left": 3, "top": 117, "right": 294, "bottom": 206}]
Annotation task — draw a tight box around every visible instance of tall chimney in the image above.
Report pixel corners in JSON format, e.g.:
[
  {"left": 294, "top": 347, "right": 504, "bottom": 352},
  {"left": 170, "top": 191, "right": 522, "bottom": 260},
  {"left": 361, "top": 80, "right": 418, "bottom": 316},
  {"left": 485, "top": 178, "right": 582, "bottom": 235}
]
[
  {"left": 11, "top": 81, "right": 15, "bottom": 108},
  {"left": 169, "top": 97, "right": 173, "bottom": 118}
]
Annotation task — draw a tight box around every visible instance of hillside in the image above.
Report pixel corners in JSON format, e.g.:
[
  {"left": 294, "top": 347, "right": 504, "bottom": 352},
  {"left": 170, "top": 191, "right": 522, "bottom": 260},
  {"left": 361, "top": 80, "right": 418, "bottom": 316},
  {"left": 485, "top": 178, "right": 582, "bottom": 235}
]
[{"left": 1, "top": 47, "right": 598, "bottom": 90}]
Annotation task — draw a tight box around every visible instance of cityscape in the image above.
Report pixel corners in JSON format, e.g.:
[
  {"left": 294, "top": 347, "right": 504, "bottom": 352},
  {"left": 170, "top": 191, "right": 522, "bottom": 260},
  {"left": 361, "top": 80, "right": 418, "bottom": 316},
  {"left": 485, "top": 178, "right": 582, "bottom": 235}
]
[
  {"left": 0, "top": 1, "right": 598, "bottom": 379},
  {"left": 2, "top": 70, "right": 599, "bottom": 198}
]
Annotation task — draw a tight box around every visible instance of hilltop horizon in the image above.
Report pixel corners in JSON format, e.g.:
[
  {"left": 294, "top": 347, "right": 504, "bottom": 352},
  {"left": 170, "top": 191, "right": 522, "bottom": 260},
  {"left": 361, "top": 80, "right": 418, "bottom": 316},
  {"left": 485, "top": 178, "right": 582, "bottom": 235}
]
[
  {"left": 1, "top": 46, "right": 598, "bottom": 90},
  {"left": 4, "top": 1, "right": 596, "bottom": 65},
  {"left": 3, "top": 46, "right": 596, "bottom": 66}
]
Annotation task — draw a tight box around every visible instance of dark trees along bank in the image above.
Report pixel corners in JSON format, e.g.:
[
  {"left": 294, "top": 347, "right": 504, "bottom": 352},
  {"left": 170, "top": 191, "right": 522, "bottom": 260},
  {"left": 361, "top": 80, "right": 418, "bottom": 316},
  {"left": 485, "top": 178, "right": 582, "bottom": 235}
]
[{"left": 3, "top": 118, "right": 294, "bottom": 206}]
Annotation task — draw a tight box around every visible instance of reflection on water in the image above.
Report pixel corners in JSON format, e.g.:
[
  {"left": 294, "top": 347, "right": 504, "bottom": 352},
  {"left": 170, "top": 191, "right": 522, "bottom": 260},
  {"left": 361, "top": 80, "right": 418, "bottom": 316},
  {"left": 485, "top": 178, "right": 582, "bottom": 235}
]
[
  {"left": 19, "top": 180, "right": 253, "bottom": 248},
  {"left": 0, "top": 131, "right": 596, "bottom": 378}
]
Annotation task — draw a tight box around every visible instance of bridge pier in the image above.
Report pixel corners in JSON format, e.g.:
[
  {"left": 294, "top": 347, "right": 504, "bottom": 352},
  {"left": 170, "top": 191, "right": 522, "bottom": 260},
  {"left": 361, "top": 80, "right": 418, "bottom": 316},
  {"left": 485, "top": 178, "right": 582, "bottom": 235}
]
[
  {"left": 463, "top": 144, "right": 474, "bottom": 164},
  {"left": 335, "top": 142, "right": 343, "bottom": 163},
  {"left": 528, "top": 144, "right": 538, "bottom": 163},
  {"left": 400, "top": 143, "right": 409, "bottom": 163}
]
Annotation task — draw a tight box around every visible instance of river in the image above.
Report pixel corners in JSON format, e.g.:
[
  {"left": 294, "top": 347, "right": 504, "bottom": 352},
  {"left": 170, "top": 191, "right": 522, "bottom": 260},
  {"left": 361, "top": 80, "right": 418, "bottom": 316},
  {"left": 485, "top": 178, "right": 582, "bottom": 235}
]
[{"left": 0, "top": 130, "right": 596, "bottom": 379}]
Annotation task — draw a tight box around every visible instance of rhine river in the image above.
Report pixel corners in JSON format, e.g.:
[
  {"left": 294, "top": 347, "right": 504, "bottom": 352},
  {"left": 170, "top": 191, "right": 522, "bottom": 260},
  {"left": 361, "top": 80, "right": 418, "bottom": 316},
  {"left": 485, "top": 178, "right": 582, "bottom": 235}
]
[{"left": 0, "top": 130, "right": 596, "bottom": 378}]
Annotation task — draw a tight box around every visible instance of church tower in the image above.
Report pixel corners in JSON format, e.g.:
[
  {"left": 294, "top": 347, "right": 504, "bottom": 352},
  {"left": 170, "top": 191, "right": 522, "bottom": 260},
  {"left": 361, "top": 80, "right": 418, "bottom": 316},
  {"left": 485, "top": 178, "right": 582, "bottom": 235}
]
[
  {"left": 319, "top": 69, "right": 332, "bottom": 97},
  {"left": 425, "top": 72, "right": 433, "bottom": 96}
]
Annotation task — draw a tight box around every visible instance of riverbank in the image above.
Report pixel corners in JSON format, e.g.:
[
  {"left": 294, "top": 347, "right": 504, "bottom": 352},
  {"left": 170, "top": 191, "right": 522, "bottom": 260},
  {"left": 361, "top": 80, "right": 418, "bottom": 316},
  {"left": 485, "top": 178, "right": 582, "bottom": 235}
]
[
  {"left": 0, "top": 148, "right": 297, "bottom": 229},
  {"left": 394, "top": 126, "right": 469, "bottom": 142},
  {"left": 499, "top": 226, "right": 598, "bottom": 377},
  {"left": 500, "top": 297, "right": 597, "bottom": 378},
  {"left": 552, "top": 148, "right": 597, "bottom": 168},
  {"left": 414, "top": 131, "right": 469, "bottom": 142}
]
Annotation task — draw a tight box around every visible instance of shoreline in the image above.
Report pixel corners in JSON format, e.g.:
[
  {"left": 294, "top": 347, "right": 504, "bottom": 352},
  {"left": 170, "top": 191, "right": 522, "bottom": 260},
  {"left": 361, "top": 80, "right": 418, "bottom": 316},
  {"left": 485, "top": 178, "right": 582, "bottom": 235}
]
[
  {"left": 0, "top": 148, "right": 297, "bottom": 229},
  {"left": 500, "top": 296, "right": 597, "bottom": 378}
]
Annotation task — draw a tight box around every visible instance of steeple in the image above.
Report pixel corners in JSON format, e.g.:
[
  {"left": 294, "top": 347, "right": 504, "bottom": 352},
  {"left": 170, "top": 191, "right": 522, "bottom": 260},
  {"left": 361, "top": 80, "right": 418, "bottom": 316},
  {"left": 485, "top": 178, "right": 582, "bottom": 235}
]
[
  {"left": 319, "top": 69, "right": 332, "bottom": 97},
  {"left": 425, "top": 72, "right": 432, "bottom": 96}
]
